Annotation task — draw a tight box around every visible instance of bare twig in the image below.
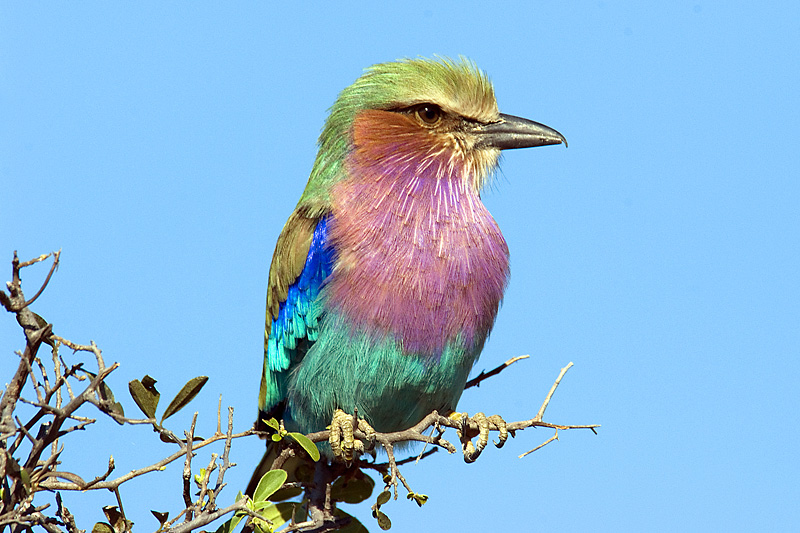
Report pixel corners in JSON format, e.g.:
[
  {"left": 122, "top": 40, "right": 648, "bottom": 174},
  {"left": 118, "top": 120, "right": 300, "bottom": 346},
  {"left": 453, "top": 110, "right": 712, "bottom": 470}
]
[
  {"left": 113, "top": 487, "right": 129, "bottom": 532},
  {"left": 196, "top": 453, "right": 218, "bottom": 515},
  {"left": 211, "top": 407, "right": 235, "bottom": 503},
  {"left": 396, "top": 448, "right": 437, "bottom": 466},
  {"left": 216, "top": 396, "right": 223, "bottom": 435},
  {"left": 519, "top": 431, "right": 560, "bottom": 458},
  {"left": 182, "top": 413, "right": 198, "bottom": 515},
  {"left": 21, "top": 250, "right": 60, "bottom": 309},
  {"left": 83, "top": 456, "right": 115, "bottom": 490},
  {"left": 534, "top": 361, "right": 573, "bottom": 422},
  {"left": 39, "top": 427, "right": 258, "bottom": 491},
  {"left": 464, "top": 354, "right": 530, "bottom": 390}
]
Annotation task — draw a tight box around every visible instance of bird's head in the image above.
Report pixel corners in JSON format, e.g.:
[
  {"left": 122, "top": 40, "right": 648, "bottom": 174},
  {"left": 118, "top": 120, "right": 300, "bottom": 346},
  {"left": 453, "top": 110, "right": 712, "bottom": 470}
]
[{"left": 300, "top": 57, "right": 565, "bottom": 210}]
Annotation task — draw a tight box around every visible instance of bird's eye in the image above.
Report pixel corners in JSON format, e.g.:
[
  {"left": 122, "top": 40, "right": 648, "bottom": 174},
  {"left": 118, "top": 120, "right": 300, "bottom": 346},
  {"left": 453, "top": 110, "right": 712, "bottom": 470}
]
[{"left": 415, "top": 104, "right": 442, "bottom": 125}]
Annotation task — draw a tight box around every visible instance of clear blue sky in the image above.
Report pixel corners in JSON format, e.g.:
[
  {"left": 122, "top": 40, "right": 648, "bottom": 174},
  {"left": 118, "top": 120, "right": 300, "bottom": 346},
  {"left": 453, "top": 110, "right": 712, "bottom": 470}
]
[{"left": 2, "top": 2, "right": 798, "bottom": 531}]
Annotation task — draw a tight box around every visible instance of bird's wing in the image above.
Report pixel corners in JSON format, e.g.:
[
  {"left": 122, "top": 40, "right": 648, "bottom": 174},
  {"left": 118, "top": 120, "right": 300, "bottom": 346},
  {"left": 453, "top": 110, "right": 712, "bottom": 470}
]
[{"left": 257, "top": 210, "right": 333, "bottom": 427}]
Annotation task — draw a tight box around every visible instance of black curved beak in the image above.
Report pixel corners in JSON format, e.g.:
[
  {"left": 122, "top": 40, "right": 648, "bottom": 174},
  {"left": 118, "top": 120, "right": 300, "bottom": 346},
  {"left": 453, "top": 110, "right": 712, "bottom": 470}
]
[{"left": 476, "top": 113, "right": 567, "bottom": 150}]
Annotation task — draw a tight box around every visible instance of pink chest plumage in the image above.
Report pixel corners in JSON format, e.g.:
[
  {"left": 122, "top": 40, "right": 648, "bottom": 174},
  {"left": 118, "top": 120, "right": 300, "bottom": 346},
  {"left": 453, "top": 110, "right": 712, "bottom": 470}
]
[{"left": 326, "top": 144, "right": 510, "bottom": 356}]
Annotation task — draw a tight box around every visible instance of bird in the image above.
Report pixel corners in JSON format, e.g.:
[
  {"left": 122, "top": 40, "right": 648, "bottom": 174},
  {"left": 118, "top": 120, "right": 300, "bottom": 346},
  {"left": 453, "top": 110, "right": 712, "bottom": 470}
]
[{"left": 250, "top": 57, "right": 565, "bottom": 489}]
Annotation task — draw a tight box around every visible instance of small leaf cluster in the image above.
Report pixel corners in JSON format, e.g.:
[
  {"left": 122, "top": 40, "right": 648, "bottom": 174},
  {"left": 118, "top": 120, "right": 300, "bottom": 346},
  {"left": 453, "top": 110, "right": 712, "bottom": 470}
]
[
  {"left": 262, "top": 418, "right": 320, "bottom": 462},
  {"left": 216, "top": 470, "right": 293, "bottom": 533},
  {"left": 129, "top": 375, "right": 208, "bottom": 426},
  {"left": 92, "top": 506, "right": 132, "bottom": 533},
  {"left": 84, "top": 369, "right": 126, "bottom": 422},
  {"left": 371, "top": 489, "right": 392, "bottom": 531},
  {"left": 368, "top": 473, "right": 428, "bottom": 531},
  {"left": 88, "top": 374, "right": 210, "bottom": 533}
]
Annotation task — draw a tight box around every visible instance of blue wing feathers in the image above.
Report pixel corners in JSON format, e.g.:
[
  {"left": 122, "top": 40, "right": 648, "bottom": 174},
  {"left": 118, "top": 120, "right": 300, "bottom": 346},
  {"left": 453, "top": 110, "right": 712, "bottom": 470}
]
[{"left": 266, "top": 216, "right": 333, "bottom": 376}]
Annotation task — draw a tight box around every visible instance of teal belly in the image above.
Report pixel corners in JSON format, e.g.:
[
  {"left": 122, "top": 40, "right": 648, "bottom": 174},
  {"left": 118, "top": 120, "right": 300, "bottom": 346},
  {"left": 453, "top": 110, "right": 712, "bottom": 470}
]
[{"left": 285, "top": 313, "right": 483, "bottom": 434}]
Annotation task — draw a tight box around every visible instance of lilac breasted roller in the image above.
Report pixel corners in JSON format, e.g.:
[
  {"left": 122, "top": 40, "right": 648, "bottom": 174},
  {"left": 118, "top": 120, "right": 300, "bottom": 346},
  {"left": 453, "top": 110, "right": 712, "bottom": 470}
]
[{"left": 252, "top": 57, "right": 565, "bottom": 479}]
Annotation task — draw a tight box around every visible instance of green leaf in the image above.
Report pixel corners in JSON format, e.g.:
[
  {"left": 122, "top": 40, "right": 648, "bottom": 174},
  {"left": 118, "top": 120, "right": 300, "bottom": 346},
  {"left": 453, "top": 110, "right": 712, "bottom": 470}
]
[
  {"left": 268, "top": 486, "right": 303, "bottom": 502},
  {"left": 129, "top": 376, "right": 160, "bottom": 419},
  {"left": 84, "top": 370, "right": 116, "bottom": 403},
  {"left": 161, "top": 376, "right": 208, "bottom": 422},
  {"left": 107, "top": 401, "right": 125, "bottom": 423},
  {"left": 159, "top": 431, "right": 177, "bottom": 443},
  {"left": 294, "top": 499, "right": 308, "bottom": 522},
  {"left": 19, "top": 468, "right": 31, "bottom": 494},
  {"left": 407, "top": 492, "right": 428, "bottom": 507},
  {"left": 253, "top": 523, "right": 271, "bottom": 533},
  {"left": 102, "top": 506, "right": 123, "bottom": 527},
  {"left": 213, "top": 518, "right": 233, "bottom": 533},
  {"left": 259, "top": 502, "right": 295, "bottom": 530},
  {"left": 92, "top": 523, "right": 115, "bottom": 533},
  {"left": 331, "top": 471, "right": 375, "bottom": 504},
  {"left": 253, "top": 469, "right": 288, "bottom": 503},
  {"left": 101, "top": 506, "right": 130, "bottom": 533},
  {"left": 376, "top": 490, "right": 391, "bottom": 506},
  {"left": 334, "top": 510, "right": 370, "bottom": 533},
  {"left": 287, "top": 432, "right": 320, "bottom": 461},
  {"left": 84, "top": 370, "right": 121, "bottom": 422},
  {"left": 214, "top": 511, "right": 247, "bottom": 533},
  {"left": 194, "top": 467, "right": 207, "bottom": 486},
  {"left": 374, "top": 509, "right": 392, "bottom": 530},
  {"left": 150, "top": 510, "right": 169, "bottom": 525},
  {"left": 263, "top": 417, "right": 280, "bottom": 431}
]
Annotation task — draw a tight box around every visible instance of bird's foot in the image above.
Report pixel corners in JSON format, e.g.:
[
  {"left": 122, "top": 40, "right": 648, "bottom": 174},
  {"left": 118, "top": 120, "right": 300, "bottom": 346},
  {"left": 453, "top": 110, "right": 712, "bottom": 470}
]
[
  {"left": 448, "top": 411, "right": 508, "bottom": 463},
  {"left": 328, "top": 408, "right": 376, "bottom": 464}
]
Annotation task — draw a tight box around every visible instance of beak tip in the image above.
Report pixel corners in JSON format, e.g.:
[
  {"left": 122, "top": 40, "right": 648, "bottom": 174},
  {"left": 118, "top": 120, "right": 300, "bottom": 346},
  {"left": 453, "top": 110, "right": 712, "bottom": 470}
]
[{"left": 484, "top": 114, "right": 568, "bottom": 151}]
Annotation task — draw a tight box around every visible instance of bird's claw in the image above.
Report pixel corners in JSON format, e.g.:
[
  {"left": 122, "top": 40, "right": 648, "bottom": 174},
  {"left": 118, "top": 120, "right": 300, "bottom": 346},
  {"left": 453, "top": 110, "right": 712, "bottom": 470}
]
[
  {"left": 449, "top": 411, "right": 508, "bottom": 463},
  {"left": 328, "top": 408, "right": 375, "bottom": 464}
]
